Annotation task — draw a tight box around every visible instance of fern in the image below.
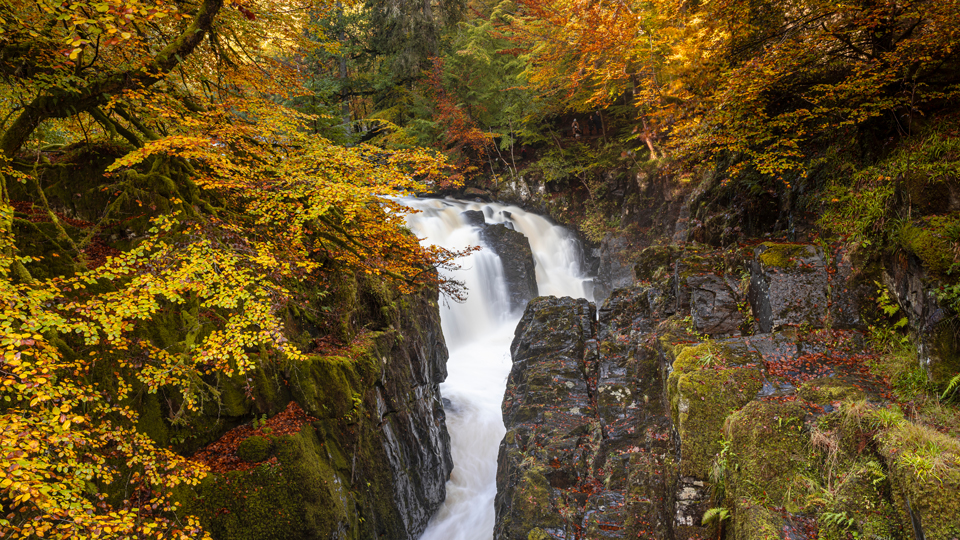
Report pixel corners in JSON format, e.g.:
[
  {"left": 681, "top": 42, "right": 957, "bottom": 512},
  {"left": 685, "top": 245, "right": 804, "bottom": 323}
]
[
  {"left": 701, "top": 507, "right": 730, "bottom": 526},
  {"left": 941, "top": 372, "right": 960, "bottom": 400},
  {"left": 821, "top": 511, "right": 858, "bottom": 537}
]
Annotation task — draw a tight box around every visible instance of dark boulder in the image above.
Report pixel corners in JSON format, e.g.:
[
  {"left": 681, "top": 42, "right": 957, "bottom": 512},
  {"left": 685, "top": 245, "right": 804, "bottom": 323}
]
[
  {"left": 674, "top": 250, "right": 745, "bottom": 335},
  {"left": 749, "top": 242, "right": 829, "bottom": 332},
  {"left": 460, "top": 209, "right": 486, "bottom": 228},
  {"left": 481, "top": 224, "right": 539, "bottom": 312},
  {"left": 593, "top": 234, "right": 637, "bottom": 306},
  {"left": 688, "top": 273, "right": 745, "bottom": 335},
  {"left": 496, "top": 293, "right": 682, "bottom": 540}
]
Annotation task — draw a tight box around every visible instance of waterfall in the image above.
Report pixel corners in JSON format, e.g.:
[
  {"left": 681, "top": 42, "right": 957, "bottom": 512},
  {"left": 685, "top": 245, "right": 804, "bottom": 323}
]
[{"left": 402, "top": 197, "right": 593, "bottom": 540}]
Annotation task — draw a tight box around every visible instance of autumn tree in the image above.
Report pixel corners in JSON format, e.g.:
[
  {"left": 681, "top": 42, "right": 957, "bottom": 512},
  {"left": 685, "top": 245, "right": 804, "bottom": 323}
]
[
  {"left": 0, "top": 0, "right": 469, "bottom": 538},
  {"left": 511, "top": 0, "right": 960, "bottom": 179}
]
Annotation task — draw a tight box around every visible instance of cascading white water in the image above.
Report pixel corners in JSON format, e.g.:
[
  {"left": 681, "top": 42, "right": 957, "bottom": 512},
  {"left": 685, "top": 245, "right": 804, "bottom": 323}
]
[{"left": 402, "top": 197, "right": 592, "bottom": 540}]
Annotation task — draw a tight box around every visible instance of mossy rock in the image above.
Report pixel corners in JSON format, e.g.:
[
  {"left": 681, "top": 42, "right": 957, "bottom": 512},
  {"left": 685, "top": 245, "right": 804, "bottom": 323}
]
[
  {"left": 797, "top": 378, "right": 866, "bottom": 405},
  {"left": 186, "top": 425, "right": 356, "bottom": 540},
  {"left": 812, "top": 457, "right": 902, "bottom": 540},
  {"left": 135, "top": 391, "right": 171, "bottom": 446},
  {"left": 876, "top": 420, "right": 960, "bottom": 539},
  {"left": 527, "top": 528, "right": 553, "bottom": 540},
  {"left": 667, "top": 344, "right": 763, "bottom": 477},
  {"left": 927, "top": 319, "right": 960, "bottom": 390},
  {"left": 286, "top": 349, "right": 378, "bottom": 420},
  {"left": 509, "top": 467, "right": 565, "bottom": 534},
  {"left": 634, "top": 245, "right": 679, "bottom": 282},
  {"left": 756, "top": 242, "right": 817, "bottom": 269},
  {"left": 731, "top": 502, "right": 781, "bottom": 540},
  {"left": 236, "top": 435, "right": 273, "bottom": 463},
  {"left": 897, "top": 216, "right": 959, "bottom": 277},
  {"left": 672, "top": 342, "right": 734, "bottom": 372},
  {"left": 656, "top": 318, "right": 706, "bottom": 362},
  {"left": 724, "top": 400, "right": 810, "bottom": 507}
]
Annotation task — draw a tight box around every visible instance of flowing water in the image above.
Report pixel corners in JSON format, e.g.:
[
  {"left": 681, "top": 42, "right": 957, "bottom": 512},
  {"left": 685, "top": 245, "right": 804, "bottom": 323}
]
[{"left": 402, "top": 198, "right": 593, "bottom": 540}]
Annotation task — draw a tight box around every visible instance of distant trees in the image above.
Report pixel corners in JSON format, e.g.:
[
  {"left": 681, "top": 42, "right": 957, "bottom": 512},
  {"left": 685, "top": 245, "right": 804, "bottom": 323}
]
[{"left": 511, "top": 0, "right": 960, "bottom": 178}]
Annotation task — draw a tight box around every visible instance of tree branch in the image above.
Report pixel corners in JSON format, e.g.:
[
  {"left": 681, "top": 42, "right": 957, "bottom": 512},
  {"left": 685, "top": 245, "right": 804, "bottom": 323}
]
[{"left": 0, "top": 0, "right": 225, "bottom": 159}]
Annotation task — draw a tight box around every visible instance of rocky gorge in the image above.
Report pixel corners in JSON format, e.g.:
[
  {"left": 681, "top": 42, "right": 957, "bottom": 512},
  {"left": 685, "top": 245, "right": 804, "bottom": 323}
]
[
  {"left": 492, "top": 237, "right": 960, "bottom": 539},
  {"left": 178, "top": 272, "right": 454, "bottom": 540}
]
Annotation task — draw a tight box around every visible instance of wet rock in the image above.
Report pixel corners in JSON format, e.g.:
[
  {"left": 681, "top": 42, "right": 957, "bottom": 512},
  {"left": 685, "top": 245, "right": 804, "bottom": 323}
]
[
  {"left": 497, "top": 292, "right": 682, "bottom": 540},
  {"left": 481, "top": 224, "right": 539, "bottom": 312},
  {"left": 884, "top": 251, "right": 960, "bottom": 388},
  {"left": 460, "top": 209, "right": 486, "bottom": 227},
  {"left": 829, "top": 245, "right": 869, "bottom": 328},
  {"left": 594, "top": 234, "right": 638, "bottom": 306},
  {"left": 672, "top": 249, "right": 748, "bottom": 335},
  {"left": 463, "top": 187, "right": 492, "bottom": 201},
  {"left": 674, "top": 477, "right": 710, "bottom": 534},
  {"left": 688, "top": 274, "right": 745, "bottom": 335},
  {"left": 496, "top": 297, "right": 598, "bottom": 540},
  {"left": 188, "top": 281, "right": 452, "bottom": 540},
  {"left": 749, "top": 242, "right": 829, "bottom": 332}
]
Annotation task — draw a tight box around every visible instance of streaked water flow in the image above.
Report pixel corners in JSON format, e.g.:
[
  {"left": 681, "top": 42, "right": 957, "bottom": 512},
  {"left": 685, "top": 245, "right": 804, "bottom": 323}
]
[{"left": 402, "top": 198, "right": 592, "bottom": 540}]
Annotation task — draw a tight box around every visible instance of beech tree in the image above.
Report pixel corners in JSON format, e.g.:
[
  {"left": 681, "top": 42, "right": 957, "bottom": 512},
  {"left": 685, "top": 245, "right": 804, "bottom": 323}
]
[{"left": 0, "top": 0, "right": 468, "bottom": 538}]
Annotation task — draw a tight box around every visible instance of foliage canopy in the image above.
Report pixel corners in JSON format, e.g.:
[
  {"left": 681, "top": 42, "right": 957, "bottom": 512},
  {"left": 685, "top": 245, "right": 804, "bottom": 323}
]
[{"left": 0, "top": 0, "right": 469, "bottom": 537}]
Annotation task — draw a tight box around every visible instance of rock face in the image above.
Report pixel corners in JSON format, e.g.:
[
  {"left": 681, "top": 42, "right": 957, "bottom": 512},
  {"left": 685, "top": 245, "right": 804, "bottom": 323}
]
[
  {"left": 495, "top": 296, "right": 597, "bottom": 540},
  {"left": 748, "top": 242, "right": 829, "bottom": 332},
  {"left": 481, "top": 224, "right": 540, "bottom": 312},
  {"left": 496, "top": 241, "right": 960, "bottom": 540},
  {"left": 885, "top": 251, "right": 960, "bottom": 387},
  {"left": 186, "top": 278, "right": 452, "bottom": 540},
  {"left": 674, "top": 250, "right": 746, "bottom": 335},
  {"left": 593, "top": 234, "right": 638, "bottom": 306}
]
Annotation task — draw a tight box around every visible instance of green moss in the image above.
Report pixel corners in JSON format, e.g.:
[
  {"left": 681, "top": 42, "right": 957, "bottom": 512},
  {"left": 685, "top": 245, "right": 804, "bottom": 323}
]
[
  {"left": 898, "top": 216, "right": 959, "bottom": 277},
  {"left": 876, "top": 420, "right": 960, "bottom": 539},
  {"left": 236, "top": 436, "right": 273, "bottom": 463},
  {"left": 731, "top": 502, "right": 781, "bottom": 540},
  {"left": 677, "top": 253, "right": 716, "bottom": 280},
  {"left": 673, "top": 341, "right": 733, "bottom": 371},
  {"left": 527, "top": 529, "right": 552, "bottom": 540},
  {"left": 286, "top": 350, "right": 376, "bottom": 420},
  {"left": 135, "top": 392, "right": 170, "bottom": 446},
  {"left": 757, "top": 242, "right": 814, "bottom": 269},
  {"left": 634, "top": 245, "right": 679, "bottom": 282},
  {"left": 514, "top": 468, "right": 564, "bottom": 531},
  {"left": 186, "top": 426, "right": 356, "bottom": 540},
  {"left": 797, "top": 378, "right": 866, "bottom": 405},
  {"left": 667, "top": 347, "right": 762, "bottom": 477},
  {"left": 816, "top": 458, "right": 902, "bottom": 539},
  {"left": 724, "top": 401, "right": 810, "bottom": 506},
  {"left": 218, "top": 373, "right": 254, "bottom": 418},
  {"left": 928, "top": 321, "right": 960, "bottom": 390}
]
